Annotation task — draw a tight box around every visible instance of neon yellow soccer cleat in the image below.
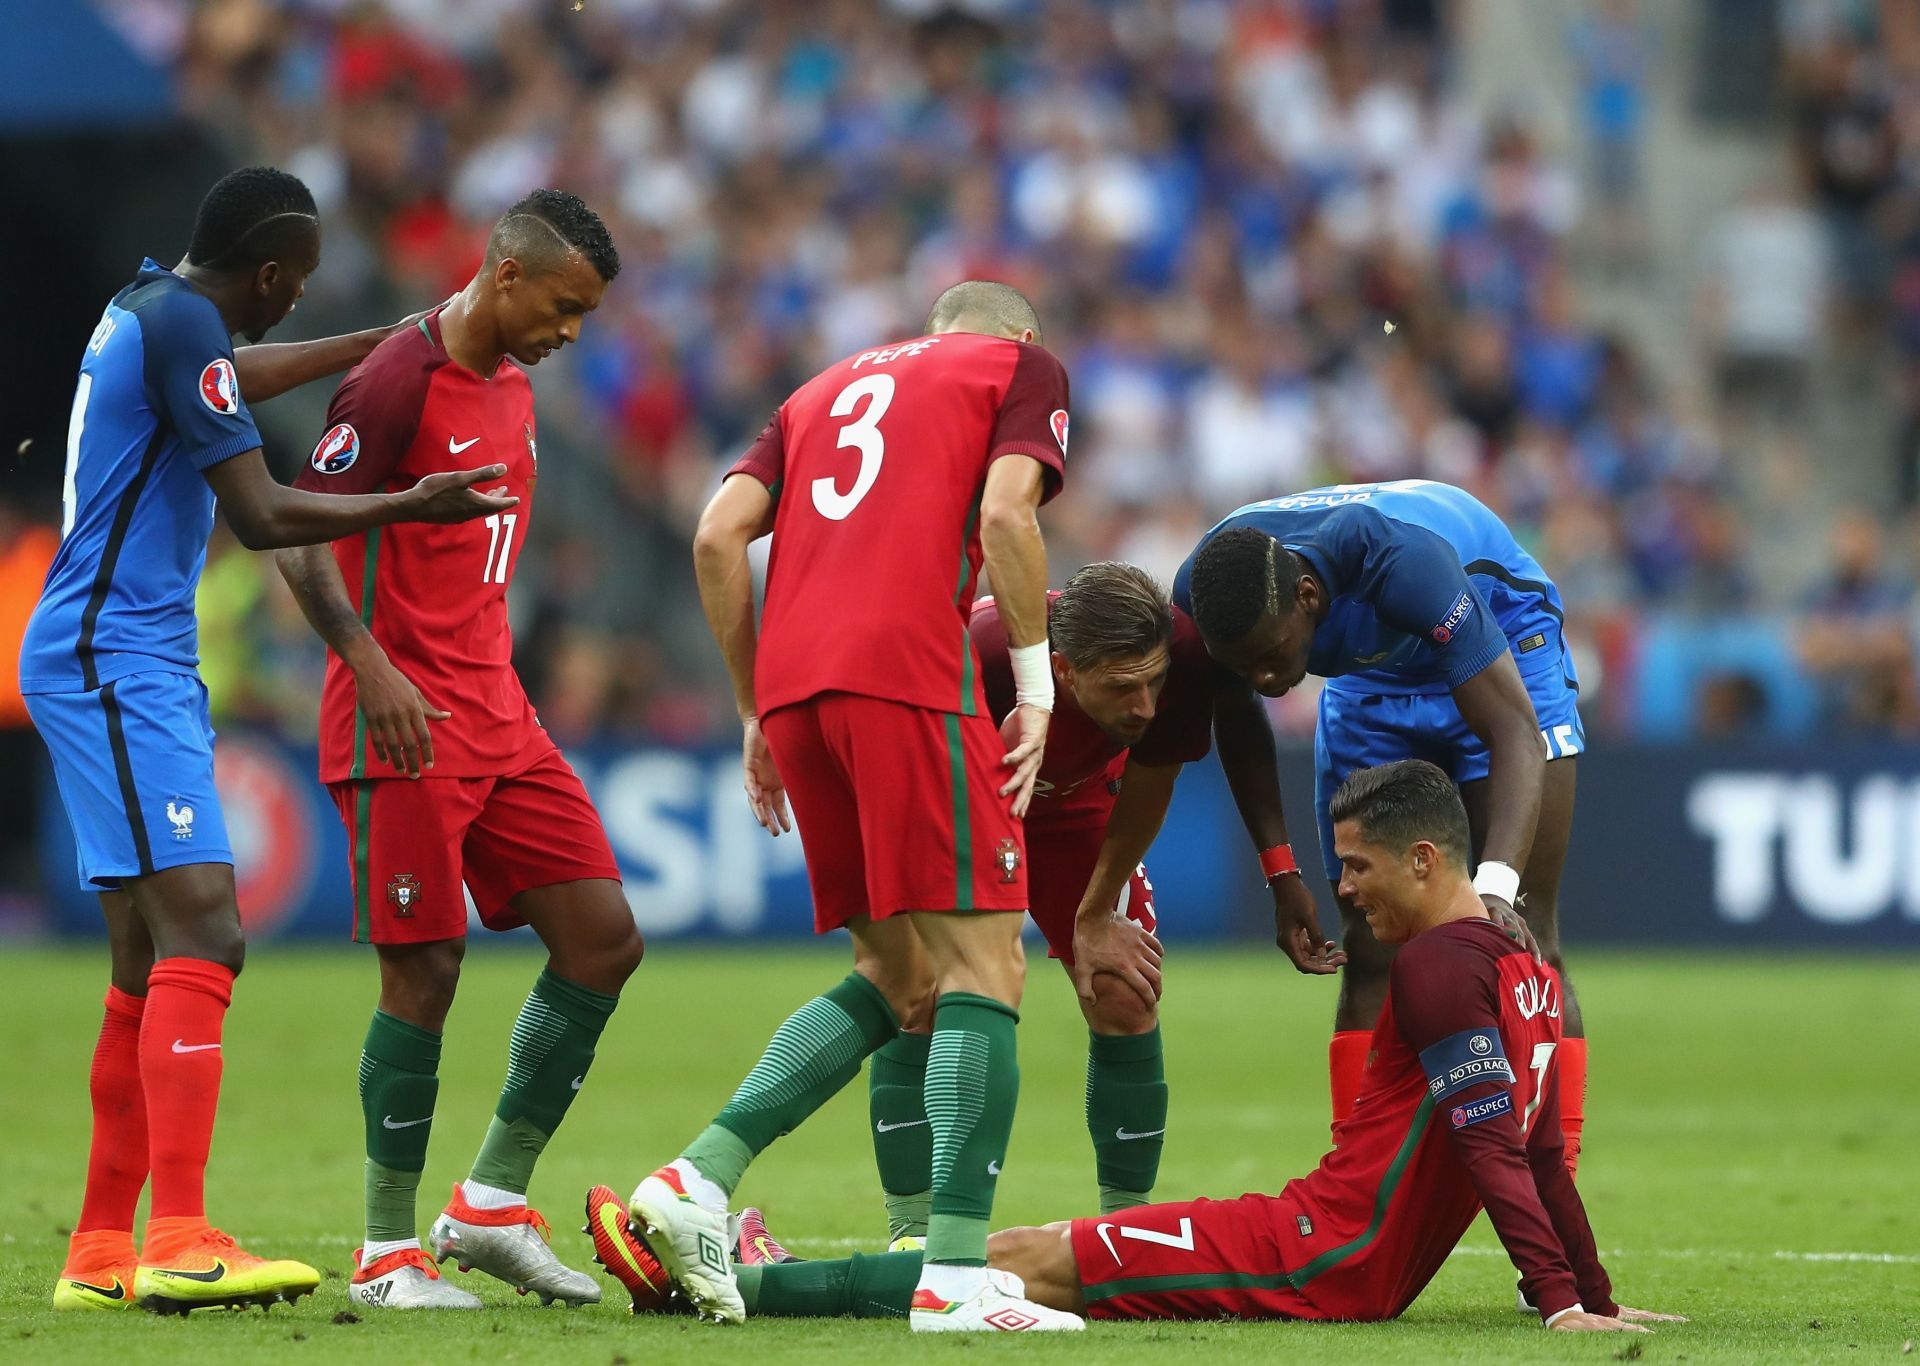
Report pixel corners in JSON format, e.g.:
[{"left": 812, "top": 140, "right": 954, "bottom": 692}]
[{"left": 135, "top": 1224, "right": 320, "bottom": 1314}]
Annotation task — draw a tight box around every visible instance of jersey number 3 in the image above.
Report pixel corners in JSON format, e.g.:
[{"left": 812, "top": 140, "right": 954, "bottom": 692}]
[{"left": 813, "top": 373, "right": 894, "bottom": 521}]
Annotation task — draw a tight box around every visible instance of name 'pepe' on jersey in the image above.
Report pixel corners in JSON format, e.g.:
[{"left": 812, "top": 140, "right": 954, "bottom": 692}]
[
  {"left": 729, "top": 332, "right": 1069, "bottom": 719},
  {"left": 971, "top": 593, "right": 1213, "bottom": 828},
  {"left": 295, "top": 310, "right": 541, "bottom": 781},
  {"left": 1170, "top": 480, "right": 1576, "bottom": 698}
]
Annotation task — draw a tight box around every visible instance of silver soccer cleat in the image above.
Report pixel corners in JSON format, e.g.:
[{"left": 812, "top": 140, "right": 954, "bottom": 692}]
[
  {"left": 429, "top": 1196, "right": 602, "bottom": 1307},
  {"left": 350, "top": 1248, "right": 483, "bottom": 1310}
]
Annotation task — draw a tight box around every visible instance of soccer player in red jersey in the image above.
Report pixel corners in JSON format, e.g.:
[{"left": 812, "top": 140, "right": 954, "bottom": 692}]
[
  {"left": 664, "top": 762, "right": 1684, "bottom": 1335},
  {"left": 864, "top": 562, "right": 1212, "bottom": 1240},
  {"left": 274, "top": 191, "right": 640, "bottom": 1311},
  {"left": 610, "top": 280, "right": 1079, "bottom": 1332}
]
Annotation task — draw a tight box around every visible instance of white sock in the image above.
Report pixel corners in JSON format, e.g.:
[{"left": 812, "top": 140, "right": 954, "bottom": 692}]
[
  {"left": 461, "top": 1178, "right": 527, "bottom": 1211},
  {"left": 361, "top": 1236, "right": 419, "bottom": 1263},
  {"left": 917, "top": 1262, "right": 989, "bottom": 1301},
  {"left": 669, "top": 1158, "right": 730, "bottom": 1215}
]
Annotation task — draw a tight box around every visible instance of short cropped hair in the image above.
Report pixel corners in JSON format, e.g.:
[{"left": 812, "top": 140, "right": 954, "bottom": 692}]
[
  {"left": 1328, "top": 760, "right": 1471, "bottom": 868},
  {"left": 925, "top": 279, "right": 1041, "bottom": 341},
  {"left": 1051, "top": 562, "right": 1174, "bottom": 670},
  {"left": 1189, "top": 527, "right": 1305, "bottom": 642},
  {"left": 187, "top": 166, "right": 318, "bottom": 271},
  {"left": 486, "top": 189, "right": 621, "bottom": 282}
]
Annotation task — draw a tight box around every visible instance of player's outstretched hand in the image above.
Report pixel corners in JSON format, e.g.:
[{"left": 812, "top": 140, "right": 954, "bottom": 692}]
[
  {"left": 1072, "top": 916, "right": 1164, "bottom": 1011},
  {"left": 999, "top": 703, "right": 1049, "bottom": 818},
  {"left": 1273, "top": 873, "right": 1346, "bottom": 975},
  {"left": 1548, "top": 1311, "right": 1652, "bottom": 1332},
  {"left": 401, "top": 465, "right": 519, "bottom": 523},
  {"left": 1480, "top": 894, "right": 1543, "bottom": 964},
  {"left": 348, "top": 642, "right": 449, "bottom": 779},
  {"left": 1615, "top": 1306, "right": 1688, "bottom": 1323},
  {"left": 741, "top": 716, "right": 792, "bottom": 836}
]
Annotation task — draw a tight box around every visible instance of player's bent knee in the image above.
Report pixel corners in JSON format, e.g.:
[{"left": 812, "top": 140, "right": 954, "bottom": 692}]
[{"left": 1086, "top": 976, "right": 1159, "bottom": 1035}]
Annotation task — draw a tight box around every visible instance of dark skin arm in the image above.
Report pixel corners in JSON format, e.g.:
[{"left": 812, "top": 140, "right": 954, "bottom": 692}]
[
  {"left": 233, "top": 322, "right": 407, "bottom": 404},
  {"left": 1069, "top": 757, "right": 1177, "bottom": 1010},
  {"left": 274, "top": 544, "right": 448, "bottom": 778},
  {"left": 1450, "top": 652, "right": 1547, "bottom": 953},
  {"left": 1211, "top": 665, "right": 1345, "bottom": 974},
  {"left": 203, "top": 450, "right": 514, "bottom": 551}
]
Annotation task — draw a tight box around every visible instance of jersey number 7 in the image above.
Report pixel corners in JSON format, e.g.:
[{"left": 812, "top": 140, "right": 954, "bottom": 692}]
[{"left": 813, "top": 374, "right": 894, "bottom": 521}]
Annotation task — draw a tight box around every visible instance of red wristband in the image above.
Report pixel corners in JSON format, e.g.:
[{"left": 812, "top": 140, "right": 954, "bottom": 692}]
[{"left": 1259, "top": 844, "right": 1299, "bottom": 880}]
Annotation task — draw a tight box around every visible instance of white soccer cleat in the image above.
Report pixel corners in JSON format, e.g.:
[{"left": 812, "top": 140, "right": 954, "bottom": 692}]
[
  {"left": 627, "top": 1165, "right": 743, "bottom": 1324},
  {"left": 909, "top": 1267, "right": 1086, "bottom": 1333},
  {"left": 429, "top": 1185, "right": 601, "bottom": 1307},
  {"left": 350, "top": 1247, "right": 483, "bottom": 1310}
]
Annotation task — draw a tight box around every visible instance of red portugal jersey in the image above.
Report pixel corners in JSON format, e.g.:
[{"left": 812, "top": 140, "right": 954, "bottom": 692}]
[
  {"left": 729, "top": 333, "right": 1069, "bottom": 719},
  {"left": 295, "top": 311, "right": 543, "bottom": 782},
  {"left": 972, "top": 594, "right": 1213, "bottom": 830},
  {"left": 1277, "top": 918, "right": 1615, "bottom": 1323}
]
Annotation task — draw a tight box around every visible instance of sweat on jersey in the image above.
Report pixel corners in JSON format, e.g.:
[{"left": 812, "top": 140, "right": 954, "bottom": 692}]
[
  {"left": 728, "top": 332, "right": 1070, "bottom": 720},
  {"left": 1171, "top": 480, "right": 1574, "bottom": 697},
  {"left": 21, "top": 260, "right": 261, "bottom": 693}
]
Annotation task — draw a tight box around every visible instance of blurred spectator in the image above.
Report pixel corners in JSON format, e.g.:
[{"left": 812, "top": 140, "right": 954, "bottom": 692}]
[
  {"left": 1567, "top": 0, "right": 1656, "bottom": 271},
  {"left": 0, "top": 497, "right": 58, "bottom": 892},
  {"left": 1699, "top": 179, "right": 1829, "bottom": 428},
  {"left": 1795, "top": 508, "right": 1918, "bottom": 731}
]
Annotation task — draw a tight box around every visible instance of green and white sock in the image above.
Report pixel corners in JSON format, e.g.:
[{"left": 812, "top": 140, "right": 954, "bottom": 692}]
[
  {"left": 869, "top": 1031, "right": 932, "bottom": 1241},
  {"left": 360, "top": 1010, "right": 441, "bottom": 1243},
  {"left": 737, "top": 1250, "right": 922, "bottom": 1319},
  {"left": 924, "top": 992, "right": 1019, "bottom": 1267},
  {"left": 1086, "top": 1025, "right": 1168, "bottom": 1213},
  {"left": 683, "top": 973, "right": 898, "bottom": 1197},
  {"left": 468, "top": 968, "right": 618, "bottom": 1195}
]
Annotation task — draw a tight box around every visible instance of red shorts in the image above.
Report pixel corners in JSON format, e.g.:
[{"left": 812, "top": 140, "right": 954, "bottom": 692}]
[
  {"left": 328, "top": 742, "right": 621, "bottom": 944},
  {"left": 1070, "top": 1194, "right": 1319, "bottom": 1321},
  {"left": 1027, "top": 821, "right": 1155, "bottom": 966},
  {"left": 762, "top": 692, "right": 1027, "bottom": 931}
]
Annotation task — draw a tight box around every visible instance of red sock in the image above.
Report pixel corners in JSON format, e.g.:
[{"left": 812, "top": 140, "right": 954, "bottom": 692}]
[
  {"left": 75, "top": 987, "right": 149, "bottom": 1237},
  {"left": 1559, "top": 1037, "right": 1588, "bottom": 1179},
  {"left": 1329, "top": 1031, "right": 1372, "bottom": 1137},
  {"left": 139, "top": 958, "right": 235, "bottom": 1222}
]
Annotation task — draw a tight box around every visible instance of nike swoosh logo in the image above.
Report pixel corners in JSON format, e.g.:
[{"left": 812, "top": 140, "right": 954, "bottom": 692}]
[
  {"left": 382, "top": 1114, "right": 432, "bottom": 1129},
  {"left": 1095, "top": 1222, "right": 1120, "bottom": 1264},
  {"left": 449, "top": 436, "right": 481, "bottom": 453},
  {"left": 595, "top": 1205, "right": 660, "bottom": 1287},
  {"left": 171, "top": 1040, "right": 220, "bottom": 1053},
  {"left": 1115, "top": 1126, "right": 1166, "bottom": 1141},
  {"left": 875, "top": 1119, "right": 929, "bottom": 1133},
  {"left": 65, "top": 1275, "right": 126, "bottom": 1300},
  {"left": 987, "top": 1160, "right": 1001, "bottom": 1176},
  {"left": 153, "top": 1260, "right": 227, "bottom": 1283},
  {"left": 570, "top": 1076, "right": 584, "bottom": 1091}
]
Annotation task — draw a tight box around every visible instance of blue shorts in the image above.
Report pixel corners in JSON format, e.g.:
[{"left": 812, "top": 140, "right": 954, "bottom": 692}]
[
  {"left": 1312, "top": 664, "right": 1584, "bottom": 880},
  {"left": 25, "top": 670, "right": 232, "bottom": 891}
]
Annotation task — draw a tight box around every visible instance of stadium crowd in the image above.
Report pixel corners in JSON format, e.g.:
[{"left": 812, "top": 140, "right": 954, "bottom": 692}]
[{"left": 25, "top": 0, "right": 1918, "bottom": 748}]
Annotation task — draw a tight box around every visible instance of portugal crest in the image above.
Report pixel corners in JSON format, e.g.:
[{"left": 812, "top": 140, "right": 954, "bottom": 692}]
[
  {"left": 387, "top": 873, "right": 421, "bottom": 916},
  {"left": 995, "top": 838, "right": 1021, "bottom": 884}
]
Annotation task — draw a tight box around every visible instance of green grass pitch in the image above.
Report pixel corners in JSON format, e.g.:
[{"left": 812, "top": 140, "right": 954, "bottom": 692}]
[{"left": 2, "top": 944, "right": 1915, "bottom": 1363}]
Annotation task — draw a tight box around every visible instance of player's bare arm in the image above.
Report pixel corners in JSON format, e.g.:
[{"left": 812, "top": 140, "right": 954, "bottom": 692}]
[
  {"left": 203, "top": 449, "right": 515, "bottom": 550},
  {"left": 232, "top": 306, "right": 436, "bottom": 404},
  {"left": 979, "top": 452, "right": 1051, "bottom": 817},
  {"left": 274, "top": 544, "right": 448, "bottom": 779},
  {"left": 1450, "top": 655, "right": 1547, "bottom": 951},
  {"left": 1069, "top": 757, "right": 1176, "bottom": 1014},
  {"left": 1210, "top": 666, "right": 1344, "bottom": 974},
  {"left": 693, "top": 471, "right": 787, "bottom": 835}
]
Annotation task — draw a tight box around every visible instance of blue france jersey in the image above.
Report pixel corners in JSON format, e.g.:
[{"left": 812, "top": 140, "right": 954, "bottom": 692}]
[
  {"left": 20, "top": 260, "right": 261, "bottom": 693},
  {"left": 1171, "top": 480, "right": 1573, "bottom": 696}
]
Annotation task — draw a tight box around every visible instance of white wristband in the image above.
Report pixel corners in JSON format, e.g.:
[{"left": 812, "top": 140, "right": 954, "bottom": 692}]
[
  {"left": 1543, "top": 1303, "right": 1584, "bottom": 1328},
  {"left": 1473, "top": 860, "right": 1520, "bottom": 906},
  {"left": 1009, "top": 640, "right": 1054, "bottom": 713}
]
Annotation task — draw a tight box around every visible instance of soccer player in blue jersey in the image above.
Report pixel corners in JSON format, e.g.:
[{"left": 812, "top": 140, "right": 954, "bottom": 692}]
[
  {"left": 1169, "top": 480, "right": 1590, "bottom": 1176},
  {"left": 20, "top": 167, "right": 512, "bottom": 1314}
]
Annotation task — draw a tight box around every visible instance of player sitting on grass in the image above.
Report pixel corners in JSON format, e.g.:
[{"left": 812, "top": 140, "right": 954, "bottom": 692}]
[{"left": 596, "top": 760, "right": 1684, "bottom": 1334}]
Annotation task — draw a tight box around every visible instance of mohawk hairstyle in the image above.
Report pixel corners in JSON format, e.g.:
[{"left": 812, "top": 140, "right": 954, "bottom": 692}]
[
  {"left": 187, "top": 166, "right": 318, "bottom": 271},
  {"left": 487, "top": 189, "right": 621, "bottom": 282},
  {"left": 1188, "top": 527, "right": 1302, "bottom": 643}
]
